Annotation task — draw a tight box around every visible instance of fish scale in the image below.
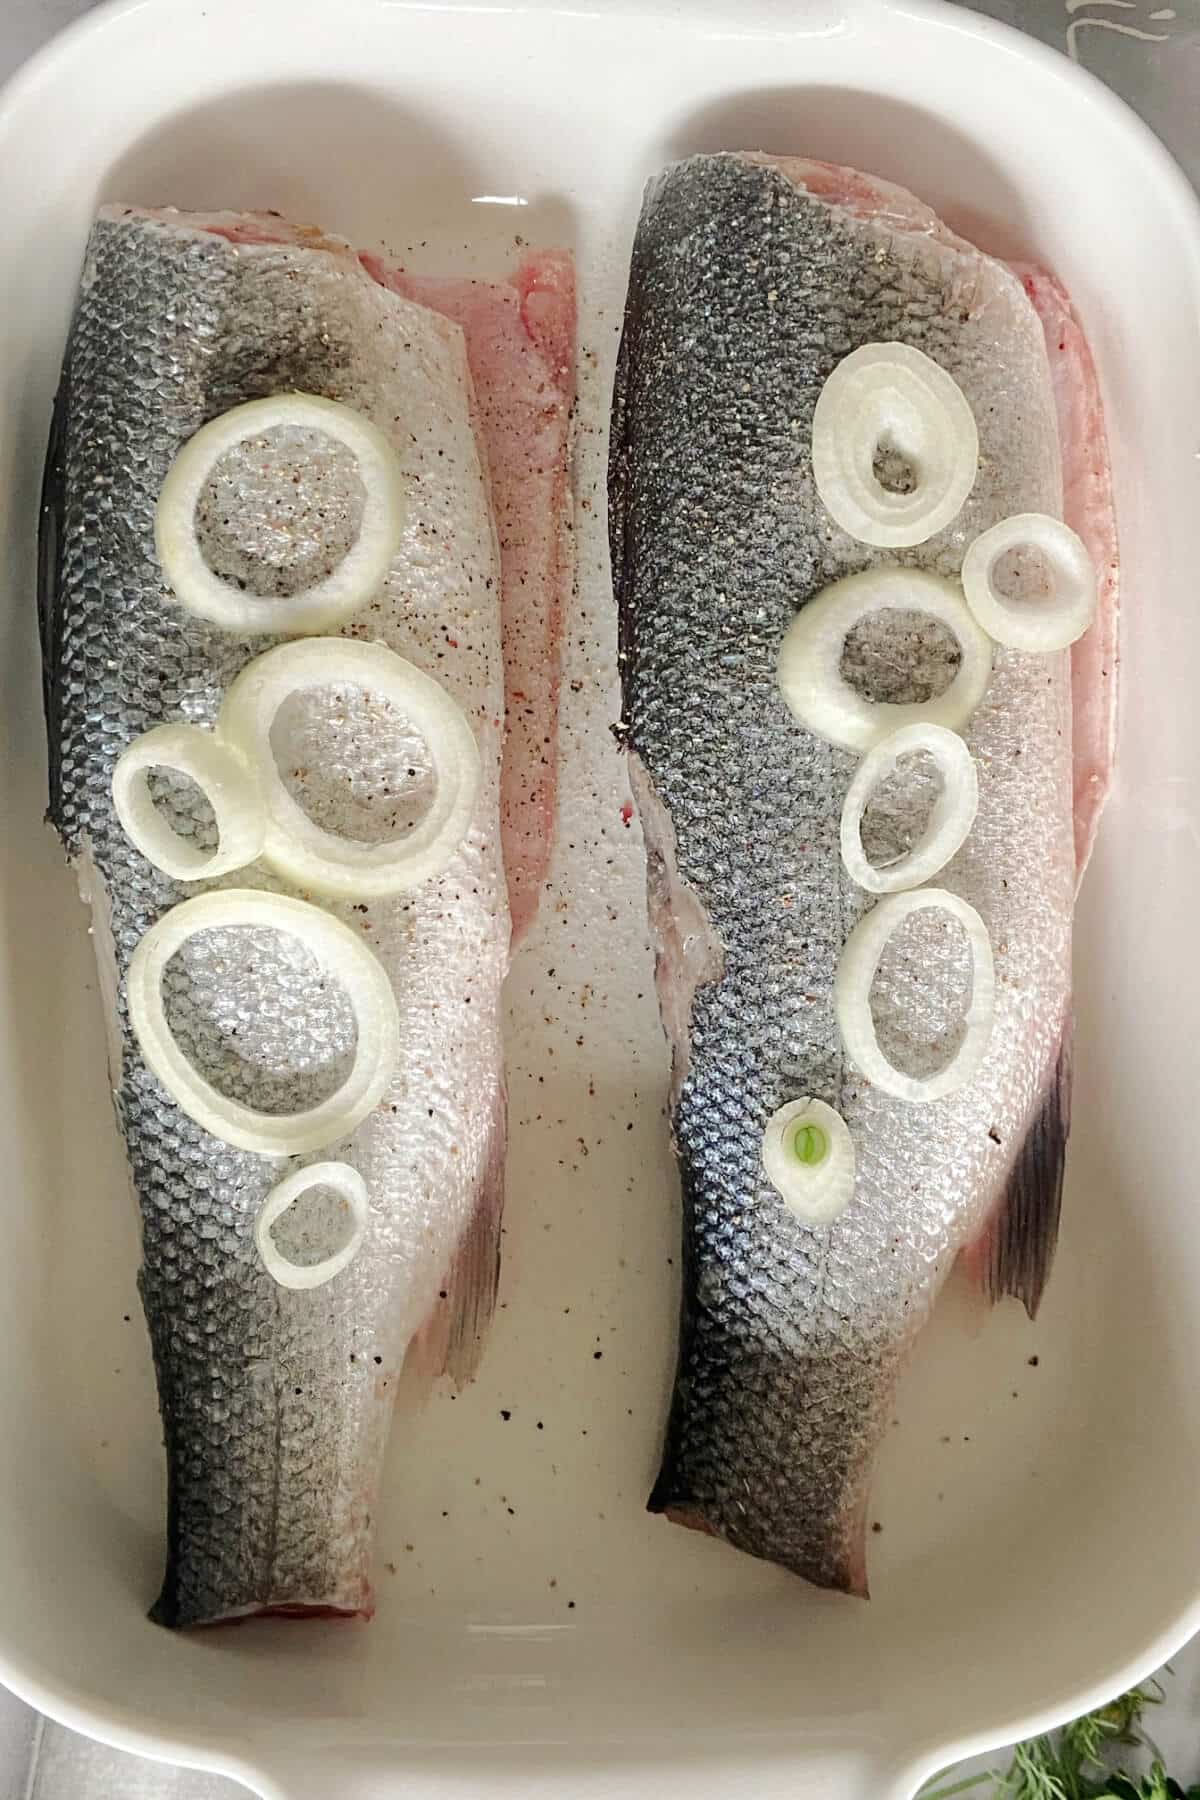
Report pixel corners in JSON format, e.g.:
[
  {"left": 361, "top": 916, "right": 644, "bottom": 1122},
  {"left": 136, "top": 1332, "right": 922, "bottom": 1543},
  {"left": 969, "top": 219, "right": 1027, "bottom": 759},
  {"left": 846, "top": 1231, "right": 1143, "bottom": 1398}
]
[
  {"left": 41, "top": 209, "right": 507, "bottom": 1626},
  {"left": 610, "top": 154, "right": 1073, "bottom": 1593}
]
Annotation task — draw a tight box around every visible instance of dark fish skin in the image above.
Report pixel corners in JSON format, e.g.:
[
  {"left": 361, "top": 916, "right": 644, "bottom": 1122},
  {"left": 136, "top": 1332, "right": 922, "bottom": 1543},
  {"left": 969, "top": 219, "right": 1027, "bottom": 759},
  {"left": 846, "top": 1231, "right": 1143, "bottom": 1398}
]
[
  {"left": 40, "top": 210, "right": 507, "bottom": 1626},
  {"left": 610, "top": 155, "right": 1073, "bottom": 1593}
]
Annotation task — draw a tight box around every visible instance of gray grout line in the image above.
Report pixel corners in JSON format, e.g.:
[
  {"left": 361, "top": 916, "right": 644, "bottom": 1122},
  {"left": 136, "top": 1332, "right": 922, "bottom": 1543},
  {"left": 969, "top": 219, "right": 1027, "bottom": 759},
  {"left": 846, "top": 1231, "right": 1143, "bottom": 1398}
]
[{"left": 20, "top": 1713, "right": 44, "bottom": 1800}]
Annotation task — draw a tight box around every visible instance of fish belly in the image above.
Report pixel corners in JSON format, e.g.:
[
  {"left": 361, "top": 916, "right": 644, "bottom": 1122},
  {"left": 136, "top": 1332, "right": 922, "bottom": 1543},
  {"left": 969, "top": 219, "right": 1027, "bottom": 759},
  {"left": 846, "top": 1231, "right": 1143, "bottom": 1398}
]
[{"left": 365, "top": 252, "right": 576, "bottom": 942}]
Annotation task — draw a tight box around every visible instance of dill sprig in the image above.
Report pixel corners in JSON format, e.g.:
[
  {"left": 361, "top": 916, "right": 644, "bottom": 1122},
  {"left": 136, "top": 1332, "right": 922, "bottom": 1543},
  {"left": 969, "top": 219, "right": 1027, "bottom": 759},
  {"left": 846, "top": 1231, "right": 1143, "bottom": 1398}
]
[{"left": 921, "top": 1682, "right": 1200, "bottom": 1800}]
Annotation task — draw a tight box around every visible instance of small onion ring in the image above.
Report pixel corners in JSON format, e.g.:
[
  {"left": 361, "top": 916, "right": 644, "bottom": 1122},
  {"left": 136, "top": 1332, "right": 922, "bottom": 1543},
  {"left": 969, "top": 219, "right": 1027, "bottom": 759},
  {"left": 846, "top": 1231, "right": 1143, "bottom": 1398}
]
[
  {"left": 761, "top": 1098, "right": 856, "bottom": 1226},
  {"left": 218, "top": 638, "right": 481, "bottom": 899},
  {"left": 112, "top": 723, "right": 265, "bottom": 882},
  {"left": 835, "top": 888, "right": 995, "bottom": 1103},
  {"left": 961, "top": 512, "right": 1097, "bottom": 652},
  {"left": 126, "top": 889, "right": 400, "bottom": 1155},
  {"left": 777, "top": 567, "right": 993, "bottom": 753},
  {"left": 255, "top": 1161, "right": 369, "bottom": 1290},
  {"left": 155, "top": 393, "right": 406, "bottom": 634},
  {"left": 812, "top": 342, "right": 979, "bottom": 548},
  {"left": 840, "top": 722, "right": 979, "bottom": 894}
]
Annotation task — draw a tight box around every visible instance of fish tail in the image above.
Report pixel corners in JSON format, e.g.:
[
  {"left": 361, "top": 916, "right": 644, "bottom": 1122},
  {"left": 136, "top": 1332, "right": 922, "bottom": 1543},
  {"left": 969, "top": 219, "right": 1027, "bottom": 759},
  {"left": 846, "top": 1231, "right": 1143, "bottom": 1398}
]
[
  {"left": 962, "top": 1026, "right": 1073, "bottom": 1319},
  {"left": 649, "top": 1486, "right": 870, "bottom": 1598},
  {"left": 647, "top": 1243, "right": 876, "bottom": 1598},
  {"left": 146, "top": 1319, "right": 378, "bottom": 1629}
]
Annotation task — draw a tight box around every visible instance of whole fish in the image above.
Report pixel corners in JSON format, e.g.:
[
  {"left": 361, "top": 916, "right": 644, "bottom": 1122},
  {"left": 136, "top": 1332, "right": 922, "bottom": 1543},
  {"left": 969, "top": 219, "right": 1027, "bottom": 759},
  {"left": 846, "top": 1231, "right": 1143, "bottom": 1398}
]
[
  {"left": 609, "top": 154, "right": 1115, "bottom": 1593},
  {"left": 41, "top": 206, "right": 515, "bottom": 1626}
]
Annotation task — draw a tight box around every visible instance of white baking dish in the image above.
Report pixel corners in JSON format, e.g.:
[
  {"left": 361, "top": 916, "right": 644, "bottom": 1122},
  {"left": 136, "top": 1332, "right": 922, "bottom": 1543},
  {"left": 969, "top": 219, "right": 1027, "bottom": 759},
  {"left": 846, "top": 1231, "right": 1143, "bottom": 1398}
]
[{"left": 0, "top": 0, "right": 1197, "bottom": 1793}]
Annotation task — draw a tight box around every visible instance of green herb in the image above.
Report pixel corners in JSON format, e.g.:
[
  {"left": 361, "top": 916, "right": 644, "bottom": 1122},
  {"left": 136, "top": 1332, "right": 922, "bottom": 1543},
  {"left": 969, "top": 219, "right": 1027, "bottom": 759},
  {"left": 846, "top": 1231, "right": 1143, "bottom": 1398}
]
[
  {"left": 790, "top": 1122, "right": 828, "bottom": 1166},
  {"left": 921, "top": 1683, "right": 1200, "bottom": 1800}
]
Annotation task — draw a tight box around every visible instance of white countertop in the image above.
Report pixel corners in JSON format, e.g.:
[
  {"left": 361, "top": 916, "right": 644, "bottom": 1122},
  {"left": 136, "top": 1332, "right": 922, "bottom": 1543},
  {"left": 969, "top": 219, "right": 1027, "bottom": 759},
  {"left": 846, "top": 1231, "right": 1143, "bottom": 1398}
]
[{"left": 2, "top": 1, "right": 1198, "bottom": 1795}]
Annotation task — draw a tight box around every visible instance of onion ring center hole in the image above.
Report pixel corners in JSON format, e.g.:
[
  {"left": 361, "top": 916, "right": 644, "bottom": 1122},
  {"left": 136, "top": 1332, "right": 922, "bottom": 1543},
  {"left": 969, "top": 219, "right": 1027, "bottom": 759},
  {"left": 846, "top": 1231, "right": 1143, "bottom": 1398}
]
[
  {"left": 858, "top": 749, "right": 943, "bottom": 873},
  {"left": 868, "top": 903, "right": 973, "bottom": 1080},
  {"left": 872, "top": 434, "right": 918, "bottom": 497},
  {"left": 269, "top": 1180, "right": 359, "bottom": 1269},
  {"left": 145, "top": 765, "right": 219, "bottom": 853},
  {"left": 194, "top": 424, "right": 367, "bottom": 601},
  {"left": 270, "top": 681, "right": 436, "bottom": 846},
  {"left": 161, "top": 924, "right": 358, "bottom": 1114},
  {"left": 990, "top": 543, "right": 1055, "bottom": 608},
  {"left": 840, "top": 608, "right": 961, "bottom": 706}
]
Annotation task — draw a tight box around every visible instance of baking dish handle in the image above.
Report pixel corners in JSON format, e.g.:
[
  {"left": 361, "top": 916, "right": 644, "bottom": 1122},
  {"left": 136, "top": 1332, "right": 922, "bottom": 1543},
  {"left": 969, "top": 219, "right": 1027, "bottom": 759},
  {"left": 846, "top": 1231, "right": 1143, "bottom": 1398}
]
[
  {"left": 241, "top": 1756, "right": 389, "bottom": 1799},
  {"left": 239, "top": 1748, "right": 937, "bottom": 1799}
]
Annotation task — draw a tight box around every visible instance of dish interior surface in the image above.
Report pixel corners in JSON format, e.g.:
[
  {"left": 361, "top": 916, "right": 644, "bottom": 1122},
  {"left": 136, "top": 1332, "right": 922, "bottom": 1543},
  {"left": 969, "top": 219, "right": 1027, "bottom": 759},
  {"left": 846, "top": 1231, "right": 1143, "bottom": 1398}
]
[{"left": 0, "top": 1, "right": 1198, "bottom": 1794}]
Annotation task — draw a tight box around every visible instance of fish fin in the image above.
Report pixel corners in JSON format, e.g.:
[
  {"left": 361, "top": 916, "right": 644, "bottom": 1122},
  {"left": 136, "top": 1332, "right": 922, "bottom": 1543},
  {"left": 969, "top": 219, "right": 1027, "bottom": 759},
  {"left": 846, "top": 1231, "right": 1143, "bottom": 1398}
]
[
  {"left": 439, "top": 1152, "right": 505, "bottom": 1389},
  {"left": 962, "top": 1029, "right": 1073, "bottom": 1319},
  {"left": 404, "top": 1090, "right": 506, "bottom": 1391}
]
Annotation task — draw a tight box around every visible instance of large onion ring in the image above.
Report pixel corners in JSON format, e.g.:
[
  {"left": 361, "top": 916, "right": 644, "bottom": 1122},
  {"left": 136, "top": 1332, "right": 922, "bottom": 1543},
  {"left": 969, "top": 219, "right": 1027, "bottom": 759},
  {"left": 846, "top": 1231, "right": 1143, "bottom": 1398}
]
[
  {"left": 218, "top": 638, "right": 481, "bottom": 899},
  {"left": 812, "top": 342, "right": 979, "bottom": 548},
  {"left": 255, "top": 1162, "right": 370, "bottom": 1290},
  {"left": 961, "top": 512, "right": 1097, "bottom": 652},
  {"left": 155, "top": 393, "right": 406, "bottom": 634},
  {"left": 840, "top": 722, "right": 979, "bottom": 895},
  {"left": 761, "top": 1098, "right": 856, "bottom": 1226},
  {"left": 112, "top": 723, "right": 264, "bottom": 882},
  {"left": 126, "top": 889, "right": 400, "bottom": 1154},
  {"left": 777, "top": 567, "right": 993, "bottom": 753},
  {"left": 834, "top": 888, "right": 995, "bottom": 1103}
]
